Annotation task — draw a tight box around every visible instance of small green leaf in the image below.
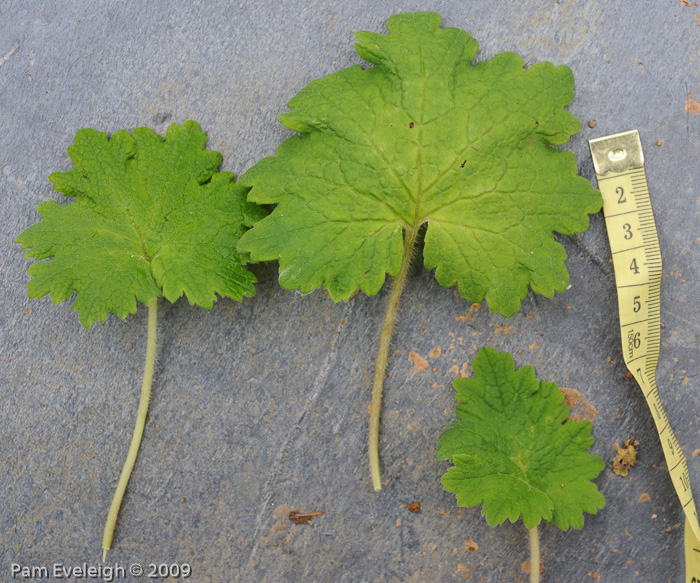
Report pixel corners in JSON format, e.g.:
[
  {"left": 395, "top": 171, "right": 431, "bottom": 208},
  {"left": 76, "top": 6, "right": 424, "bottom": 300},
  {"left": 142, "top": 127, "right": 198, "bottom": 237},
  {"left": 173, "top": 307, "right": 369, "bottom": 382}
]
[
  {"left": 237, "top": 11, "right": 602, "bottom": 316},
  {"left": 16, "top": 121, "right": 266, "bottom": 328},
  {"left": 438, "top": 347, "right": 605, "bottom": 530}
]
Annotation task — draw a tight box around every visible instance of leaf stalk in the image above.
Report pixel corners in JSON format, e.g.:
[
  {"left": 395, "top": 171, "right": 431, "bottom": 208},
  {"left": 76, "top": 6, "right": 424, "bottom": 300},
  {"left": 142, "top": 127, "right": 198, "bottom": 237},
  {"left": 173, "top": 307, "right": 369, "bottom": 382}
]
[
  {"left": 529, "top": 525, "right": 540, "bottom": 583},
  {"left": 102, "top": 297, "right": 158, "bottom": 560},
  {"left": 369, "top": 226, "right": 419, "bottom": 491}
]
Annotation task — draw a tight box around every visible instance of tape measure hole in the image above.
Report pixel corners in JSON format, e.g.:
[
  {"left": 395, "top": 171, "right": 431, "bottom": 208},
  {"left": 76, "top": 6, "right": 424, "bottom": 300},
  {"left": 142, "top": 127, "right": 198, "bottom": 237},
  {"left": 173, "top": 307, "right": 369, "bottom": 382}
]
[{"left": 609, "top": 148, "right": 627, "bottom": 162}]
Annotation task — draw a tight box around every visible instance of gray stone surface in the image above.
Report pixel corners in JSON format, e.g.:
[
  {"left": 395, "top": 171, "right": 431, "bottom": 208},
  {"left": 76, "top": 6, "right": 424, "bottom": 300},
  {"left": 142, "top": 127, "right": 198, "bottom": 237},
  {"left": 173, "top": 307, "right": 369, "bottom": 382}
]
[{"left": 1, "top": 1, "right": 699, "bottom": 581}]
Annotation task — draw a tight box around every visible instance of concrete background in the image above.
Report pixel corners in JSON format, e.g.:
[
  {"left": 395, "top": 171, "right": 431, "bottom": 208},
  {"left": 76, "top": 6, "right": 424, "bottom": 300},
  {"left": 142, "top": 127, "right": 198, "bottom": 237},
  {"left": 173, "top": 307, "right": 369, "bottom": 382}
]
[{"left": 1, "top": 1, "right": 699, "bottom": 581}]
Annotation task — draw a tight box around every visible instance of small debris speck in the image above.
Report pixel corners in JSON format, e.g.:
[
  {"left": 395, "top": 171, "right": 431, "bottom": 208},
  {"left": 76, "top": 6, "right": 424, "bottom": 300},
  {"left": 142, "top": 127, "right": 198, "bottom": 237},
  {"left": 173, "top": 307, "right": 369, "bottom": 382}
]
[
  {"left": 288, "top": 510, "right": 323, "bottom": 525},
  {"left": 407, "top": 501, "right": 421, "bottom": 513}
]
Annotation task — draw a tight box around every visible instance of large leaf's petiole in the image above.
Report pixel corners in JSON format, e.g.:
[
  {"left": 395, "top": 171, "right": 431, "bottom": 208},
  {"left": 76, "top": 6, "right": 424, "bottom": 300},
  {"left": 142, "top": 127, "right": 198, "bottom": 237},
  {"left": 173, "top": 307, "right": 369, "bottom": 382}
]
[
  {"left": 102, "top": 297, "right": 158, "bottom": 561},
  {"left": 369, "top": 226, "right": 419, "bottom": 491},
  {"left": 529, "top": 525, "right": 540, "bottom": 583}
]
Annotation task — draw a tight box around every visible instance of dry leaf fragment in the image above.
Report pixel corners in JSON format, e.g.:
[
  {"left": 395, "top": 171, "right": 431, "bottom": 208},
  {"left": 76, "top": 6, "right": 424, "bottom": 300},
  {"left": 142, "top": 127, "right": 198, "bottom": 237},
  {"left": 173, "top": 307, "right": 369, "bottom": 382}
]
[{"left": 611, "top": 438, "right": 639, "bottom": 477}]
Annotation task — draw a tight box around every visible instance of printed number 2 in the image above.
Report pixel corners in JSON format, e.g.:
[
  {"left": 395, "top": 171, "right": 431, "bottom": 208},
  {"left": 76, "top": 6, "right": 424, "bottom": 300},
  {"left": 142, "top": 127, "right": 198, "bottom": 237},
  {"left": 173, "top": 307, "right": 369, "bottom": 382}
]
[
  {"left": 630, "top": 258, "right": 640, "bottom": 274},
  {"left": 633, "top": 296, "right": 641, "bottom": 312},
  {"left": 617, "top": 186, "right": 626, "bottom": 203}
]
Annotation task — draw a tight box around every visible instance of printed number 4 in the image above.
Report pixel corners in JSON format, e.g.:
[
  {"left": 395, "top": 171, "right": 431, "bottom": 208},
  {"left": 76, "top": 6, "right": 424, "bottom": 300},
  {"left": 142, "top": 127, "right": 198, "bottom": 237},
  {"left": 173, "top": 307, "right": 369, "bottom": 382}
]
[{"left": 630, "top": 258, "right": 640, "bottom": 274}]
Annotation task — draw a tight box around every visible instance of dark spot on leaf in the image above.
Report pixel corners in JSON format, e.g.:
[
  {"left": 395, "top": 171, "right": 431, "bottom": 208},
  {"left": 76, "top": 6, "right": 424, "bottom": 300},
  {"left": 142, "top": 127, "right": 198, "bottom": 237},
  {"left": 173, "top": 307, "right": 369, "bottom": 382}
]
[
  {"left": 409, "top": 122, "right": 415, "bottom": 128},
  {"left": 460, "top": 160, "right": 467, "bottom": 168}
]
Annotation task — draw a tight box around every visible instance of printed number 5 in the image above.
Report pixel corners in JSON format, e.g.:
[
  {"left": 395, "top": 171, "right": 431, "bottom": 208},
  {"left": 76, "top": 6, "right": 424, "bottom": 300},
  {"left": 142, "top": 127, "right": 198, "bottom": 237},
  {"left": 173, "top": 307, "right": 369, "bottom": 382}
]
[{"left": 633, "top": 296, "right": 641, "bottom": 313}]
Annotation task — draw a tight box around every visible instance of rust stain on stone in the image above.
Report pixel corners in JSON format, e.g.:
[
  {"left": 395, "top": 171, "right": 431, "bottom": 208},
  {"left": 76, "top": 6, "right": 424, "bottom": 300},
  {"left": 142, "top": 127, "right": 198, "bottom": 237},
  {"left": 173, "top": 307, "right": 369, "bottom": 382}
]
[
  {"left": 409, "top": 351, "right": 429, "bottom": 371},
  {"left": 560, "top": 387, "right": 599, "bottom": 422}
]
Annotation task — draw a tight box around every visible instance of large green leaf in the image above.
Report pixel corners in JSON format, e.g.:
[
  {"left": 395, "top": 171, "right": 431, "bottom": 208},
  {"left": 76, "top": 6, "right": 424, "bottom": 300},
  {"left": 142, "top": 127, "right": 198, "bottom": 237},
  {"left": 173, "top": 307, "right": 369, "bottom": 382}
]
[{"left": 237, "top": 11, "right": 602, "bottom": 316}]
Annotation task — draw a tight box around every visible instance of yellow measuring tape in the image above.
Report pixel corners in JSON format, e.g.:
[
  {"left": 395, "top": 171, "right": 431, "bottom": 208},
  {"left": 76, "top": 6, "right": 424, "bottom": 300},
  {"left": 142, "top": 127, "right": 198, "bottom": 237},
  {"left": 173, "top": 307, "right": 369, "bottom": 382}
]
[{"left": 589, "top": 130, "right": 700, "bottom": 582}]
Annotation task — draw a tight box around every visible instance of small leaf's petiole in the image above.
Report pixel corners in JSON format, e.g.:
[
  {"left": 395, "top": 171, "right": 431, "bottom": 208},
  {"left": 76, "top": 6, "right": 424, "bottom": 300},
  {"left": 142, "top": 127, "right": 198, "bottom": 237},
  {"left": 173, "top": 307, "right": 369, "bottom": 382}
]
[
  {"left": 102, "top": 297, "right": 158, "bottom": 561},
  {"left": 529, "top": 525, "right": 540, "bottom": 583},
  {"left": 369, "top": 226, "right": 419, "bottom": 491}
]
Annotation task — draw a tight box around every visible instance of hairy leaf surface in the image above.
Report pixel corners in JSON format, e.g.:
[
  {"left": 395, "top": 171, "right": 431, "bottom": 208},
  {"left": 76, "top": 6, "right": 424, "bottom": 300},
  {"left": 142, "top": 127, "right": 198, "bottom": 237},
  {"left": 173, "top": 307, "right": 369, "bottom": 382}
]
[
  {"left": 237, "top": 11, "right": 602, "bottom": 315},
  {"left": 438, "top": 347, "right": 605, "bottom": 530},
  {"left": 16, "top": 121, "right": 266, "bottom": 327}
]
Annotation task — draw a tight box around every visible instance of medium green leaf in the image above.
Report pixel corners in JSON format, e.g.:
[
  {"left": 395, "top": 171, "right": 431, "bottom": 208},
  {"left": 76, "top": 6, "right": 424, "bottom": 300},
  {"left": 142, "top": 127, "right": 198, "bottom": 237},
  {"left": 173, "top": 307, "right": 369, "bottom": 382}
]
[
  {"left": 438, "top": 347, "right": 605, "bottom": 530},
  {"left": 237, "top": 11, "right": 602, "bottom": 316},
  {"left": 16, "top": 121, "right": 266, "bottom": 328}
]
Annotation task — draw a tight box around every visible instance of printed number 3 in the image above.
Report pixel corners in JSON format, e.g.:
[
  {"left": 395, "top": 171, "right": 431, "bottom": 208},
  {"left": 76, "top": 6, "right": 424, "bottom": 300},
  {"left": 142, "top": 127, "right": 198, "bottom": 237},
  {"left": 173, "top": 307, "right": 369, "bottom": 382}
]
[{"left": 623, "top": 223, "right": 633, "bottom": 239}]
